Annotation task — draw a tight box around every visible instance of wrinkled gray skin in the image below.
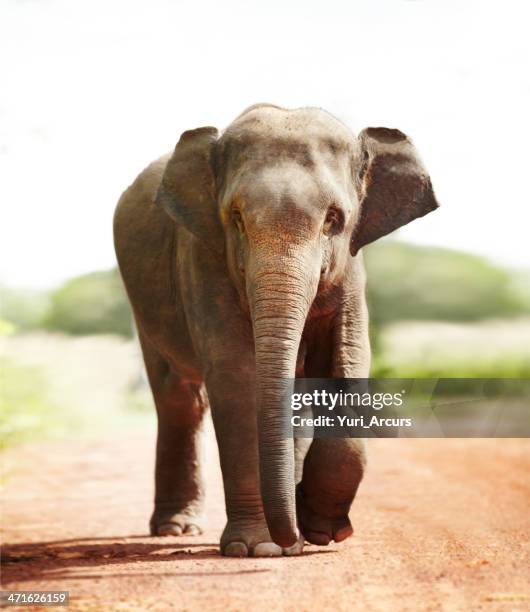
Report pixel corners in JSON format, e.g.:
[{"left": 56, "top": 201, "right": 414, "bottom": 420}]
[{"left": 114, "top": 104, "right": 438, "bottom": 557}]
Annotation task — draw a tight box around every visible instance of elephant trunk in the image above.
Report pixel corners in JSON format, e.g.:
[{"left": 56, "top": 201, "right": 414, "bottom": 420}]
[{"left": 249, "top": 250, "right": 318, "bottom": 547}]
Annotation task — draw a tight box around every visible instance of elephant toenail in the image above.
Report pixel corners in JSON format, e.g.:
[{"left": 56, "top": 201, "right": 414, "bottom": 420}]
[
  {"left": 223, "top": 542, "right": 248, "bottom": 557},
  {"left": 157, "top": 523, "right": 183, "bottom": 536},
  {"left": 283, "top": 534, "right": 305, "bottom": 556},
  {"left": 334, "top": 525, "right": 354, "bottom": 543},
  {"left": 252, "top": 542, "right": 282, "bottom": 557}
]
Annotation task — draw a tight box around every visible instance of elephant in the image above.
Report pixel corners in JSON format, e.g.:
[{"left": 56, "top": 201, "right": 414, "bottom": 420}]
[{"left": 113, "top": 103, "right": 439, "bottom": 557}]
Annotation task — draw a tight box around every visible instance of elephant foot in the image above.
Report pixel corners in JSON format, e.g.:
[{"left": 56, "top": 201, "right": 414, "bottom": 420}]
[
  {"left": 296, "top": 482, "right": 353, "bottom": 546},
  {"left": 220, "top": 520, "right": 304, "bottom": 557},
  {"left": 150, "top": 506, "right": 204, "bottom": 537}
]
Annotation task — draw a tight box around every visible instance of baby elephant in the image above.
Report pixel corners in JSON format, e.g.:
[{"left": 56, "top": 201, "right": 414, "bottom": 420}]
[{"left": 113, "top": 104, "right": 438, "bottom": 557}]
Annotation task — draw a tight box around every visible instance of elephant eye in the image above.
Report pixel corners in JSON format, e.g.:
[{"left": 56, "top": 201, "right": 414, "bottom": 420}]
[
  {"left": 323, "top": 206, "right": 344, "bottom": 236},
  {"left": 232, "top": 209, "right": 245, "bottom": 235}
]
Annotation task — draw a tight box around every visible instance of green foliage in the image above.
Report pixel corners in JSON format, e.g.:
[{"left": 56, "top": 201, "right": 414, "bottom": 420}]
[
  {"left": 364, "top": 241, "right": 528, "bottom": 327},
  {"left": 0, "top": 287, "right": 50, "bottom": 331},
  {"left": 0, "top": 359, "right": 61, "bottom": 448},
  {"left": 0, "top": 319, "right": 16, "bottom": 336},
  {"left": 0, "top": 350, "right": 153, "bottom": 450},
  {"left": 372, "top": 350, "right": 530, "bottom": 380},
  {"left": 370, "top": 315, "right": 530, "bottom": 379},
  {"left": 43, "top": 269, "right": 132, "bottom": 337}
]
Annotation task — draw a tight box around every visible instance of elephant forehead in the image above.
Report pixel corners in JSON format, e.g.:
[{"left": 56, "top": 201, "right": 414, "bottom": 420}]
[
  {"left": 227, "top": 104, "right": 354, "bottom": 141},
  {"left": 225, "top": 162, "right": 351, "bottom": 233},
  {"left": 219, "top": 107, "right": 355, "bottom": 169},
  {"left": 237, "top": 163, "right": 324, "bottom": 205},
  {"left": 218, "top": 133, "right": 355, "bottom": 208},
  {"left": 220, "top": 132, "right": 352, "bottom": 168}
]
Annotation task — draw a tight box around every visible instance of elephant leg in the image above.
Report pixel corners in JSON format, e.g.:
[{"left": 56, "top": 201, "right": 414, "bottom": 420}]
[
  {"left": 296, "top": 300, "right": 369, "bottom": 545},
  {"left": 296, "top": 438, "right": 366, "bottom": 545},
  {"left": 294, "top": 438, "right": 312, "bottom": 485},
  {"left": 205, "top": 366, "right": 303, "bottom": 557},
  {"left": 139, "top": 334, "right": 207, "bottom": 536}
]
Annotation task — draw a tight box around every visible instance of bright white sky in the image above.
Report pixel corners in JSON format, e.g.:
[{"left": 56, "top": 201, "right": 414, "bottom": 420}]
[{"left": 1, "top": 0, "right": 529, "bottom": 288}]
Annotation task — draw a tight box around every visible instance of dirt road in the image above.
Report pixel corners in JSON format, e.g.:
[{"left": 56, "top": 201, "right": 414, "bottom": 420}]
[{"left": 2, "top": 430, "right": 529, "bottom": 611}]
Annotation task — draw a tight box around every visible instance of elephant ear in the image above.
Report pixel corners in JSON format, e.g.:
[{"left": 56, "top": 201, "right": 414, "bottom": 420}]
[
  {"left": 350, "top": 127, "right": 439, "bottom": 256},
  {"left": 155, "top": 126, "right": 224, "bottom": 253}
]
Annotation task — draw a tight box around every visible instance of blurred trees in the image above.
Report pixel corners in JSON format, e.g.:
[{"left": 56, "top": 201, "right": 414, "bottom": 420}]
[
  {"left": 1, "top": 269, "right": 132, "bottom": 337},
  {"left": 1, "top": 242, "right": 528, "bottom": 338},
  {"left": 0, "top": 287, "right": 50, "bottom": 330},
  {"left": 363, "top": 241, "right": 528, "bottom": 356},
  {"left": 43, "top": 269, "right": 133, "bottom": 336},
  {"left": 364, "top": 242, "right": 526, "bottom": 326}
]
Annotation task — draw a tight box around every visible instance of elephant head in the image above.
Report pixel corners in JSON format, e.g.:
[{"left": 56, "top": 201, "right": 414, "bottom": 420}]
[{"left": 154, "top": 104, "right": 439, "bottom": 547}]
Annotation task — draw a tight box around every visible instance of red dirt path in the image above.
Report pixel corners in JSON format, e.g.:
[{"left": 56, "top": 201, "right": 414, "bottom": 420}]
[{"left": 2, "top": 432, "right": 529, "bottom": 611}]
